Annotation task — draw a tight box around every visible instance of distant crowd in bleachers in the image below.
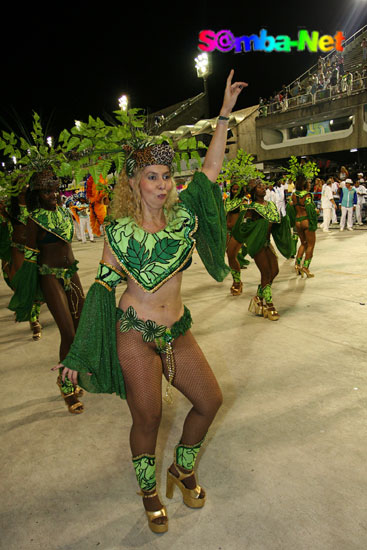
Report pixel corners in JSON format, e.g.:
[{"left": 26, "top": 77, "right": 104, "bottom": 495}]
[{"left": 258, "top": 33, "right": 367, "bottom": 116}]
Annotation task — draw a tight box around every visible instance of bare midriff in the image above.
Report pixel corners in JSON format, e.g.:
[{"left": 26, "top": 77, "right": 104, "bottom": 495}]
[{"left": 119, "top": 272, "right": 185, "bottom": 328}]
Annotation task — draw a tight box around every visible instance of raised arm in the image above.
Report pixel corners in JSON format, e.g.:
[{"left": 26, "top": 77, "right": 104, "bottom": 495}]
[{"left": 202, "top": 70, "right": 247, "bottom": 183}]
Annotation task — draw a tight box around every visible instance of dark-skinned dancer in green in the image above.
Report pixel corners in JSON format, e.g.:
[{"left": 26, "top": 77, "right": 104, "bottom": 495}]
[
  {"left": 287, "top": 174, "right": 318, "bottom": 278},
  {"left": 230, "top": 179, "right": 292, "bottom": 321},
  {"left": 54, "top": 71, "right": 247, "bottom": 534},
  {"left": 8, "top": 170, "right": 85, "bottom": 413},
  {"left": 224, "top": 178, "right": 250, "bottom": 295}
]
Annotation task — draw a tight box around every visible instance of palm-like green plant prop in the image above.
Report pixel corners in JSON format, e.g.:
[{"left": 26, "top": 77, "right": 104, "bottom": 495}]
[
  {"left": 284, "top": 156, "right": 319, "bottom": 182},
  {"left": 217, "top": 149, "right": 264, "bottom": 190}
]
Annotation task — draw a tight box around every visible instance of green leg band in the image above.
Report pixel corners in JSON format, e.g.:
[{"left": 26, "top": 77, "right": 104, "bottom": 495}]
[
  {"left": 262, "top": 283, "right": 272, "bottom": 304},
  {"left": 175, "top": 438, "right": 205, "bottom": 471},
  {"left": 296, "top": 257, "right": 302, "bottom": 266},
  {"left": 230, "top": 269, "right": 241, "bottom": 283},
  {"left": 30, "top": 302, "right": 41, "bottom": 323},
  {"left": 132, "top": 454, "right": 156, "bottom": 492},
  {"left": 257, "top": 284, "right": 263, "bottom": 298},
  {"left": 303, "top": 258, "right": 312, "bottom": 269}
]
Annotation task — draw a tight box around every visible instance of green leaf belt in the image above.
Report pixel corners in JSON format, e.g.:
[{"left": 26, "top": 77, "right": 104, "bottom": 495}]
[
  {"left": 116, "top": 305, "right": 192, "bottom": 403},
  {"left": 38, "top": 260, "right": 79, "bottom": 291}
]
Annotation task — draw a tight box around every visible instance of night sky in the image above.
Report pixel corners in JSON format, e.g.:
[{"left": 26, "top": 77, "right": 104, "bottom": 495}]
[{"left": 1, "top": 0, "right": 367, "bottom": 139}]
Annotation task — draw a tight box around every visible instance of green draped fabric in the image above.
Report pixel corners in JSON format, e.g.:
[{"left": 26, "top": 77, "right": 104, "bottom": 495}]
[
  {"left": 305, "top": 201, "right": 318, "bottom": 232},
  {"left": 286, "top": 202, "right": 296, "bottom": 228},
  {"left": 62, "top": 282, "right": 126, "bottom": 399},
  {"left": 272, "top": 216, "right": 293, "bottom": 258},
  {"left": 8, "top": 261, "right": 43, "bottom": 321},
  {"left": 0, "top": 222, "right": 12, "bottom": 263},
  {"left": 180, "top": 171, "right": 230, "bottom": 282},
  {"left": 232, "top": 212, "right": 292, "bottom": 259}
]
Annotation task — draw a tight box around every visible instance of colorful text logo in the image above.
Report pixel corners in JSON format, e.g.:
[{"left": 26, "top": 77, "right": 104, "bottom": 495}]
[{"left": 198, "top": 29, "right": 345, "bottom": 53}]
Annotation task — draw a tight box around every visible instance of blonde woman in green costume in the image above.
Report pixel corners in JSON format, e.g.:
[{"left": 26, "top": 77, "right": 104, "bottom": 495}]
[{"left": 55, "top": 71, "right": 247, "bottom": 534}]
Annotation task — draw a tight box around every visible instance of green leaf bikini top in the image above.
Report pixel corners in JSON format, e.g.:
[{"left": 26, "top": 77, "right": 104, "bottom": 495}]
[
  {"left": 244, "top": 200, "right": 280, "bottom": 223},
  {"left": 30, "top": 206, "right": 74, "bottom": 243},
  {"left": 105, "top": 204, "right": 198, "bottom": 293}
]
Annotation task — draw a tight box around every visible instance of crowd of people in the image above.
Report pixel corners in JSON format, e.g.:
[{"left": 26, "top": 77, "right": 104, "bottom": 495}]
[
  {"left": 259, "top": 169, "right": 366, "bottom": 231},
  {"left": 259, "top": 44, "right": 367, "bottom": 116}
]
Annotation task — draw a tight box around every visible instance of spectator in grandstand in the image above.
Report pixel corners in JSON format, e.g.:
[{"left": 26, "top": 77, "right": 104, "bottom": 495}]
[
  {"left": 362, "top": 66, "right": 367, "bottom": 88},
  {"left": 345, "top": 71, "right": 353, "bottom": 95},
  {"left": 354, "top": 179, "right": 366, "bottom": 225},
  {"left": 361, "top": 38, "right": 367, "bottom": 62},
  {"left": 354, "top": 71, "right": 363, "bottom": 90},
  {"left": 339, "top": 179, "right": 357, "bottom": 231},
  {"left": 330, "top": 64, "right": 339, "bottom": 92},
  {"left": 313, "top": 178, "right": 323, "bottom": 204},
  {"left": 321, "top": 179, "right": 337, "bottom": 232},
  {"left": 339, "top": 166, "right": 349, "bottom": 183},
  {"left": 337, "top": 53, "right": 345, "bottom": 77},
  {"left": 258, "top": 97, "right": 267, "bottom": 117},
  {"left": 310, "top": 75, "right": 318, "bottom": 104}
]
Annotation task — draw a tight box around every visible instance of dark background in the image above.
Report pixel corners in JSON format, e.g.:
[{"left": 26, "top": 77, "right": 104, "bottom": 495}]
[{"left": 1, "top": 0, "right": 366, "bottom": 138}]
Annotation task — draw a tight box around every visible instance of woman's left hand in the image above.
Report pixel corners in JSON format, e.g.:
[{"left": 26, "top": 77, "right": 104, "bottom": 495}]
[{"left": 220, "top": 70, "right": 248, "bottom": 116}]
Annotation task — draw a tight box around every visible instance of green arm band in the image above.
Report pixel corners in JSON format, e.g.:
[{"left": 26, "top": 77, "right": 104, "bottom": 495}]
[
  {"left": 62, "top": 281, "right": 126, "bottom": 399},
  {"left": 24, "top": 246, "right": 40, "bottom": 263},
  {"left": 95, "top": 261, "right": 125, "bottom": 291},
  {"left": 179, "top": 171, "right": 230, "bottom": 282}
]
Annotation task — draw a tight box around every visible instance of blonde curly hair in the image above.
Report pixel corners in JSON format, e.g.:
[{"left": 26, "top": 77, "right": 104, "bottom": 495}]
[{"left": 110, "top": 167, "right": 179, "bottom": 226}]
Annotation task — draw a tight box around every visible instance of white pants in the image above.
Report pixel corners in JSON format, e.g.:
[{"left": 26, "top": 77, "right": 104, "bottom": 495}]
[
  {"left": 331, "top": 205, "right": 337, "bottom": 223},
  {"left": 79, "top": 216, "right": 94, "bottom": 242},
  {"left": 355, "top": 204, "right": 362, "bottom": 224},
  {"left": 340, "top": 206, "right": 354, "bottom": 229},
  {"left": 323, "top": 208, "right": 332, "bottom": 230},
  {"left": 276, "top": 201, "right": 286, "bottom": 217},
  {"left": 73, "top": 219, "right": 81, "bottom": 240}
]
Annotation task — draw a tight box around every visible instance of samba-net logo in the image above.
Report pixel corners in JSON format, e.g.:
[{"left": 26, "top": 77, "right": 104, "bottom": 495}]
[{"left": 198, "top": 29, "right": 345, "bottom": 53}]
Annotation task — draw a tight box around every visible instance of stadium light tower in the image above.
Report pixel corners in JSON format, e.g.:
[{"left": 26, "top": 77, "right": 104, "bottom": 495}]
[
  {"left": 118, "top": 95, "right": 129, "bottom": 111},
  {"left": 194, "top": 52, "right": 211, "bottom": 117}
]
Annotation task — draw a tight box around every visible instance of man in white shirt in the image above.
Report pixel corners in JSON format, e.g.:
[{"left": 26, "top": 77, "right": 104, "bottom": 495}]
[
  {"left": 354, "top": 179, "right": 366, "bottom": 225},
  {"left": 321, "top": 179, "right": 336, "bottom": 232},
  {"left": 265, "top": 182, "right": 277, "bottom": 203},
  {"left": 274, "top": 181, "right": 286, "bottom": 216},
  {"left": 331, "top": 178, "right": 339, "bottom": 223}
]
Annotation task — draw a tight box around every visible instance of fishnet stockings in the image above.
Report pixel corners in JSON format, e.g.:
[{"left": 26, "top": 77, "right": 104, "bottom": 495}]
[{"left": 116, "top": 325, "right": 223, "bottom": 457}]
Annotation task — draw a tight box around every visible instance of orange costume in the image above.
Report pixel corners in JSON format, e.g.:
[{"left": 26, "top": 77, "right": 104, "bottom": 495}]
[{"left": 86, "top": 175, "right": 109, "bottom": 236}]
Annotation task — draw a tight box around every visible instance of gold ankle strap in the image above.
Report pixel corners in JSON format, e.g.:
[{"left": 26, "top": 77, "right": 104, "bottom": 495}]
[
  {"left": 137, "top": 490, "right": 158, "bottom": 499},
  {"left": 173, "top": 463, "right": 195, "bottom": 481}
]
